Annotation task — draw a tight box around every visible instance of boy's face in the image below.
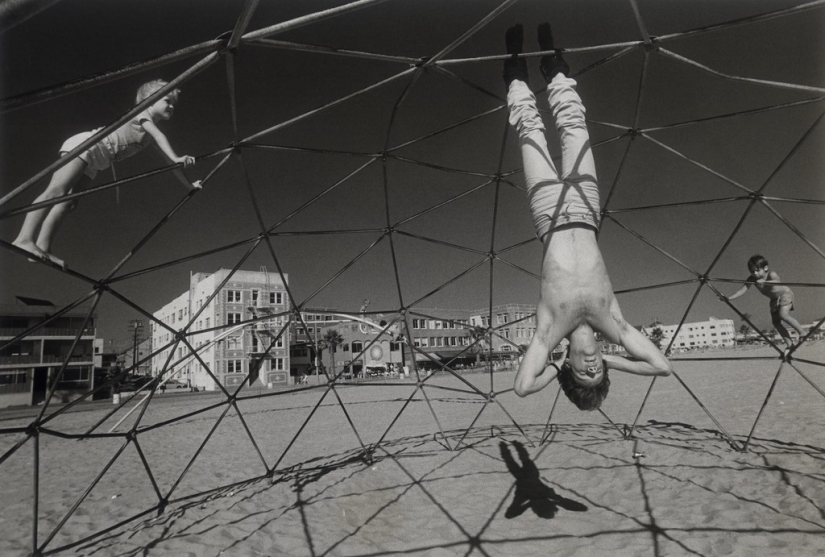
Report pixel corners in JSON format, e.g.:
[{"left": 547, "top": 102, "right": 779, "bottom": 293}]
[
  {"left": 149, "top": 95, "right": 176, "bottom": 121},
  {"left": 567, "top": 328, "right": 604, "bottom": 387},
  {"left": 749, "top": 264, "right": 769, "bottom": 280}
]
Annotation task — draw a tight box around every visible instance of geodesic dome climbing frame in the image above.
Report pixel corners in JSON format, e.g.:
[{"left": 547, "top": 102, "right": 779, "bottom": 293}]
[{"left": 0, "top": 0, "right": 824, "bottom": 555}]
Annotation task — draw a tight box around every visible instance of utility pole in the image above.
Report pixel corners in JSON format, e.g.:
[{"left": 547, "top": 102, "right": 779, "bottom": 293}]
[{"left": 128, "top": 319, "right": 144, "bottom": 376}]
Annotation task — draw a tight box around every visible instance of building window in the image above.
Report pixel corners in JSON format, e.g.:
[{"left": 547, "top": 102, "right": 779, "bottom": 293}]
[
  {"left": 269, "top": 292, "right": 283, "bottom": 305},
  {"left": 227, "top": 337, "right": 241, "bottom": 350},
  {"left": 227, "top": 313, "right": 242, "bottom": 325},
  {"left": 227, "top": 290, "right": 241, "bottom": 303},
  {"left": 227, "top": 360, "right": 243, "bottom": 373},
  {"left": 0, "top": 370, "right": 28, "bottom": 386},
  {"left": 351, "top": 341, "right": 363, "bottom": 353},
  {"left": 205, "top": 318, "right": 210, "bottom": 328},
  {"left": 272, "top": 358, "right": 284, "bottom": 371}
]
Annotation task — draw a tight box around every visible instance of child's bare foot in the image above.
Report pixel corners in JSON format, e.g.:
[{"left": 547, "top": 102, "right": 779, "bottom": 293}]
[
  {"left": 41, "top": 250, "right": 66, "bottom": 269},
  {"left": 12, "top": 239, "right": 48, "bottom": 263}
]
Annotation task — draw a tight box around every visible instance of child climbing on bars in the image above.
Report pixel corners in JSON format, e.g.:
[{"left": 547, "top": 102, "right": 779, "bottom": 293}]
[
  {"left": 721, "top": 254, "right": 806, "bottom": 353},
  {"left": 12, "top": 79, "right": 201, "bottom": 268}
]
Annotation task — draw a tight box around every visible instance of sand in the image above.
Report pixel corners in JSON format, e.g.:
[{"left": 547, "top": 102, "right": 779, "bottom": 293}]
[{"left": 0, "top": 342, "right": 823, "bottom": 556}]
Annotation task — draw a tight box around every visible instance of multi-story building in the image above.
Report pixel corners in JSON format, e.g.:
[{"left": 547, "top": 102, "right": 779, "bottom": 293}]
[
  {"left": 469, "top": 303, "right": 538, "bottom": 354},
  {"left": 151, "top": 268, "right": 290, "bottom": 391},
  {"left": 294, "top": 306, "right": 540, "bottom": 377},
  {"left": 644, "top": 316, "right": 736, "bottom": 351},
  {"left": 0, "top": 298, "right": 96, "bottom": 408}
]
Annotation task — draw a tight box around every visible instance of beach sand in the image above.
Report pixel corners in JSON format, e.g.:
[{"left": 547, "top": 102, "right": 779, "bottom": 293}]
[{"left": 0, "top": 342, "right": 823, "bottom": 556}]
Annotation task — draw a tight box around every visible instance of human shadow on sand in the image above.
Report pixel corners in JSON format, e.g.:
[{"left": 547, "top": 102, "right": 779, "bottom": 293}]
[{"left": 500, "top": 440, "right": 588, "bottom": 519}]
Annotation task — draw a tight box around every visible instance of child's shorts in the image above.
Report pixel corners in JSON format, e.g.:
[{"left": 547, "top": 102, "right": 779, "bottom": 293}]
[
  {"left": 529, "top": 178, "right": 601, "bottom": 240},
  {"left": 59, "top": 128, "right": 112, "bottom": 180},
  {"left": 770, "top": 290, "right": 794, "bottom": 313}
]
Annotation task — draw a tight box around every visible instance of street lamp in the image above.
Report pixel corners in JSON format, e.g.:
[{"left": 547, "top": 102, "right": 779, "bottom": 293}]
[{"left": 128, "top": 319, "right": 144, "bottom": 376}]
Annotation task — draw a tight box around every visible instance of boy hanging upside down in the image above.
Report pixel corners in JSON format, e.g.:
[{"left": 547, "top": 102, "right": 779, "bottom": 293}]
[{"left": 506, "top": 23, "right": 672, "bottom": 410}]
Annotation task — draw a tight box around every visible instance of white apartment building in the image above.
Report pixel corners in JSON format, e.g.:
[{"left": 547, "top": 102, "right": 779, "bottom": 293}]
[
  {"left": 644, "top": 316, "right": 735, "bottom": 351},
  {"left": 151, "top": 268, "right": 290, "bottom": 391}
]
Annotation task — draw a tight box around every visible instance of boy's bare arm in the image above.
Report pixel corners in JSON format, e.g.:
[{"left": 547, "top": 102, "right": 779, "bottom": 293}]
[
  {"left": 142, "top": 120, "right": 192, "bottom": 166},
  {"left": 600, "top": 301, "right": 672, "bottom": 376},
  {"left": 514, "top": 307, "right": 567, "bottom": 396},
  {"left": 143, "top": 121, "right": 201, "bottom": 190},
  {"left": 765, "top": 271, "right": 781, "bottom": 283},
  {"left": 726, "top": 276, "right": 753, "bottom": 301},
  {"left": 151, "top": 144, "right": 201, "bottom": 191},
  {"left": 514, "top": 359, "right": 560, "bottom": 397}
]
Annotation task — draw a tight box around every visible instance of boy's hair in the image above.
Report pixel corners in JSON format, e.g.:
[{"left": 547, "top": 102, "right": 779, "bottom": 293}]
[
  {"left": 557, "top": 360, "right": 610, "bottom": 411},
  {"left": 136, "top": 79, "right": 180, "bottom": 105},
  {"left": 747, "top": 254, "right": 769, "bottom": 272}
]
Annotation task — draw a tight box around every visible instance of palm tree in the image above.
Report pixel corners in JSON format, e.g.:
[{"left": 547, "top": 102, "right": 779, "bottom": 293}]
[
  {"left": 467, "top": 327, "right": 488, "bottom": 365},
  {"left": 738, "top": 313, "right": 752, "bottom": 338},
  {"left": 649, "top": 326, "right": 665, "bottom": 350},
  {"left": 322, "top": 329, "right": 344, "bottom": 376}
]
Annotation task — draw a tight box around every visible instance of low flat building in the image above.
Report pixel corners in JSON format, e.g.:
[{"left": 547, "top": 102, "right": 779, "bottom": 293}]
[
  {"left": 644, "top": 316, "right": 736, "bottom": 351},
  {"left": 0, "top": 298, "right": 96, "bottom": 408}
]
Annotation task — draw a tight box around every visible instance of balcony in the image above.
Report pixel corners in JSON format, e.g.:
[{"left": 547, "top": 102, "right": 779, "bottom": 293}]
[
  {"left": 0, "top": 355, "right": 93, "bottom": 366},
  {"left": 0, "top": 328, "right": 95, "bottom": 338}
]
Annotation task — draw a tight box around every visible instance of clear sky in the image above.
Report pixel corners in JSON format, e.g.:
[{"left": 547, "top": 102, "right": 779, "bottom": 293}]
[{"left": 1, "top": 0, "right": 823, "bottom": 345}]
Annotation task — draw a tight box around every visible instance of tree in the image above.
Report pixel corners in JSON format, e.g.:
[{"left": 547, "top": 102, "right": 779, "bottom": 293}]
[
  {"left": 467, "top": 327, "right": 488, "bottom": 365},
  {"left": 649, "top": 326, "right": 665, "bottom": 350},
  {"left": 322, "top": 329, "right": 344, "bottom": 376}
]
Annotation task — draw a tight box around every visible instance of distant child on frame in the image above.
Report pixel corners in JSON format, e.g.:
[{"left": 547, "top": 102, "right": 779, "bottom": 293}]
[
  {"left": 12, "top": 79, "right": 201, "bottom": 268},
  {"left": 722, "top": 254, "right": 806, "bottom": 351}
]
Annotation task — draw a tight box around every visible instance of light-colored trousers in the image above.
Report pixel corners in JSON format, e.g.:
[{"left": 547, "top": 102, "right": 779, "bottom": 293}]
[{"left": 507, "top": 75, "right": 601, "bottom": 239}]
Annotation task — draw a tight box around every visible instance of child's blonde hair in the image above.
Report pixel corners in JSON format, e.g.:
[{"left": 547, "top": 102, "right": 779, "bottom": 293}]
[{"left": 136, "top": 79, "right": 180, "bottom": 105}]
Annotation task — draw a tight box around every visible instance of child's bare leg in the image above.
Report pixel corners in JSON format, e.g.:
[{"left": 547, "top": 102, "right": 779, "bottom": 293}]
[
  {"left": 36, "top": 178, "right": 89, "bottom": 267},
  {"left": 777, "top": 305, "right": 805, "bottom": 341},
  {"left": 13, "top": 157, "right": 85, "bottom": 266},
  {"left": 772, "top": 314, "right": 793, "bottom": 348}
]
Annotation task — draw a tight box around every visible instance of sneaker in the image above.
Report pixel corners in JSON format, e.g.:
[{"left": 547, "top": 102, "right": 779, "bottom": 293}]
[
  {"left": 537, "top": 22, "right": 569, "bottom": 81},
  {"left": 504, "top": 24, "right": 528, "bottom": 85}
]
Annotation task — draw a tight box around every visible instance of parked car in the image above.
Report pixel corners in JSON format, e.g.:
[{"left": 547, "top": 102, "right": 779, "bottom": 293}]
[{"left": 117, "top": 375, "right": 155, "bottom": 393}]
